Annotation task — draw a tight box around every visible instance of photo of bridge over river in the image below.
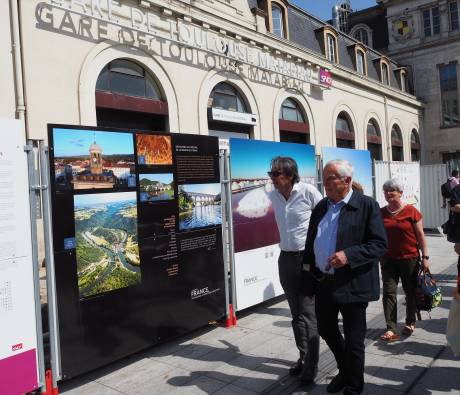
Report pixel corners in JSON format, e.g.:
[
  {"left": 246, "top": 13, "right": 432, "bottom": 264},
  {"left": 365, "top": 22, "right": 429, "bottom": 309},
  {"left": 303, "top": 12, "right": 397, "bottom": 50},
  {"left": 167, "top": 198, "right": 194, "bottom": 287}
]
[
  {"left": 74, "top": 192, "right": 140, "bottom": 299},
  {"left": 229, "top": 139, "right": 317, "bottom": 253},
  {"left": 139, "top": 173, "right": 174, "bottom": 202},
  {"left": 178, "top": 183, "right": 222, "bottom": 231}
]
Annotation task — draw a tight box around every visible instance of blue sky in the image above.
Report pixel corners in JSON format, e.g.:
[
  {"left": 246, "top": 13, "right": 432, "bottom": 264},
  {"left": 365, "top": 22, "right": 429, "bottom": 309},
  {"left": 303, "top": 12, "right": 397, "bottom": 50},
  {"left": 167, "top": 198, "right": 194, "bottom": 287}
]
[
  {"left": 74, "top": 191, "right": 136, "bottom": 207},
  {"left": 181, "top": 183, "right": 221, "bottom": 195},
  {"left": 53, "top": 128, "right": 134, "bottom": 157},
  {"left": 322, "top": 147, "right": 373, "bottom": 196},
  {"left": 292, "top": 0, "right": 377, "bottom": 21},
  {"left": 139, "top": 173, "right": 173, "bottom": 184},
  {"left": 230, "top": 139, "right": 316, "bottom": 179}
]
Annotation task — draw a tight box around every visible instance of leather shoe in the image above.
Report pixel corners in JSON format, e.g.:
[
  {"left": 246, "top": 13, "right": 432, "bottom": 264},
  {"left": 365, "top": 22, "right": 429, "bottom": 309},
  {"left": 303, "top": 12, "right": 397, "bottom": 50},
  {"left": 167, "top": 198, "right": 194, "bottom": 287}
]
[
  {"left": 299, "top": 366, "right": 317, "bottom": 385},
  {"left": 326, "top": 373, "right": 345, "bottom": 393},
  {"left": 288, "top": 359, "right": 303, "bottom": 376}
]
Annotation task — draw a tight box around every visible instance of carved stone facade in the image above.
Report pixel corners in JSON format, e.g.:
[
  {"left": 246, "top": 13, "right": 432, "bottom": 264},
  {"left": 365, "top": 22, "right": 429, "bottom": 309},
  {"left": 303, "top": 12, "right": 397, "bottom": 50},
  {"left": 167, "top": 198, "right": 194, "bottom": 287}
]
[
  {"left": 383, "top": 0, "right": 460, "bottom": 165},
  {"left": 2, "top": 0, "right": 422, "bottom": 163}
]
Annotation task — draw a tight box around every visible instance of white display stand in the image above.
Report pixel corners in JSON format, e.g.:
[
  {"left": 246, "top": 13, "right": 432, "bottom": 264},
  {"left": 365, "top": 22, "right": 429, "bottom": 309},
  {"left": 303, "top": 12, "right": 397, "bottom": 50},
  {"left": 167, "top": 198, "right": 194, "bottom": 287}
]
[
  {"left": 0, "top": 119, "right": 42, "bottom": 395},
  {"left": 233, "top": 244, "right": 284, "bottom": 311}
]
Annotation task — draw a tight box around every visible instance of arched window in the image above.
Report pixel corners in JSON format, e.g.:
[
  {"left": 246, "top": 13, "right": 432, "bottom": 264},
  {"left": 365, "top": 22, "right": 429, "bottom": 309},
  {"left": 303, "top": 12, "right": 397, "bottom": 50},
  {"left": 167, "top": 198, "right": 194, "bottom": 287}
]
[
  {"left": 350, "top": 24, "right": 373, "bottom": 47},
  {"left": 354, "top": 28, "right": 369, "bottom": 46},
  {"left": 208, "top": 82, "right": 252, "bottom": 138},
  {"left": 336, "top": 112, "right": 355, "bottom": 148},
  {"left": 272, "top": 4, "right": 285, "bottom": 38},
  {"left": 280, "top": 98, "right": 305, "bottom": 122},
  {"left": 367, "top": 119, "right": 382, "bottom": 160},
  {"left": 391, "top": 124, "right": 404, "bottom": 161},
  {"left": 210, "top": 82, "right": 247, "bottom": 113},
  {"left": 411, "top": 129, "right": 421, "bottom": 161},
  {"left": 96, "top": 59, "right": 162, "bottom": 99},
  {"left": 95, "top": 59, "right": 168, "bottom": 131},
  {"left": 279, "top": 98, "right": 309, "bottom": 144}
]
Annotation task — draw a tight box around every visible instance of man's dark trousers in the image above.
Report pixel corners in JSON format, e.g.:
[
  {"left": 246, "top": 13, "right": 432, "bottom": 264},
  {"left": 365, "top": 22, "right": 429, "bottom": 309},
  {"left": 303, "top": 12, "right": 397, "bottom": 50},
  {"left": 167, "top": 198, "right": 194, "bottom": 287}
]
[
  {"left": 315, "top": 278, "right": 368, "bottom": 395},
  {"left": 278, "top": 251, "right": 319, "bottom": 376}
]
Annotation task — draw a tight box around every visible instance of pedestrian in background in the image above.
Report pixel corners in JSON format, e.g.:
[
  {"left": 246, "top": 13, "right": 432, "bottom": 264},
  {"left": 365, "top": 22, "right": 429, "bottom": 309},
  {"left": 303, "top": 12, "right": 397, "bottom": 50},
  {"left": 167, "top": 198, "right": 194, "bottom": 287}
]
[
  {"left": 304, "top": 160, "right": 387, "bottom": 395},
  {"left": 379, "top": 178, "right": 429, "bottom": 342},
  {"left": 442, "top": 169, "right": 459, "bottom": 208},
  {"left": 448, "top": 183, "right": 460, "bottom": 291},
  {"left": 352, "top": 181, "right": 364, "bottom": 194},
  {"left": 268, "top": 156, "right": 323, "bottom": 384}
]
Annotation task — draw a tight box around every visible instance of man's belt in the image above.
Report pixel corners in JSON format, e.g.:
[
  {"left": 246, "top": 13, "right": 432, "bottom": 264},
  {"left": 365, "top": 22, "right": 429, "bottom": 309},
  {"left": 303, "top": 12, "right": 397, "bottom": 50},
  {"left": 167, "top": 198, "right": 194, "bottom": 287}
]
[{"left": 281, "top": 250, "right": 304, "bottom": 256}]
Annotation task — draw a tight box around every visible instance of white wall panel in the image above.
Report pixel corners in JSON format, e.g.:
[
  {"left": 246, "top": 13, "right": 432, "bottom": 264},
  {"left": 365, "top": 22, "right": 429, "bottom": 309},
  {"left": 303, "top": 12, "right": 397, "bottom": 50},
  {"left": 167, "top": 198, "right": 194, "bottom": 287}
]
[{"left": 421, "top": 164, "right": 449, "bottom": 229}]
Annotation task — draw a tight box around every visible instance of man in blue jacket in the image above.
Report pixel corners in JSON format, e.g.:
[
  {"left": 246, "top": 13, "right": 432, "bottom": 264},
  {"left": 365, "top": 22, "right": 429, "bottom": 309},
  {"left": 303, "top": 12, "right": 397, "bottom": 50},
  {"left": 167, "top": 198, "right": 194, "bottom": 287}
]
[{"left": 303, "top": 160, "right": 387, "bottom": 395}]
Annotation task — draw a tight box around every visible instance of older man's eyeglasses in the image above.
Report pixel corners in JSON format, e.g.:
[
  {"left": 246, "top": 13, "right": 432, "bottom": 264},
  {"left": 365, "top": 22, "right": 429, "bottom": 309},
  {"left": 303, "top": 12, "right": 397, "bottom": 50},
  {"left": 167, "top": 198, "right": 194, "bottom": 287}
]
[
  {"left": 267, "top": 171, "right": 282, "bottom": 178},
  {"left": 324, "top": 175, "right": 344, "bottom": 184}
]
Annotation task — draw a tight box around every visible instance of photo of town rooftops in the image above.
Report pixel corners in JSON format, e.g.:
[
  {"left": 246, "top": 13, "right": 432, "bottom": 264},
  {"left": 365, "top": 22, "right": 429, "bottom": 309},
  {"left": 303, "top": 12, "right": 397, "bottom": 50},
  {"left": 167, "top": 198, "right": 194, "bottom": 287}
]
[{"left": 52, "top": 128, "right": 136, "bottom": 191}]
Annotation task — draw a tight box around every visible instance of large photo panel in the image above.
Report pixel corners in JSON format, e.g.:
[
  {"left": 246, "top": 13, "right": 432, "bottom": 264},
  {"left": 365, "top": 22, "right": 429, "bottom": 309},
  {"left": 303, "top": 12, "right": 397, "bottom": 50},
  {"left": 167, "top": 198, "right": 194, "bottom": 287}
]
[
  {"left": 229, "top": 138, "right": 317, "bottom": 310},
  {"left": 230, "top": 139, "right": 317, "bottom": 253}
]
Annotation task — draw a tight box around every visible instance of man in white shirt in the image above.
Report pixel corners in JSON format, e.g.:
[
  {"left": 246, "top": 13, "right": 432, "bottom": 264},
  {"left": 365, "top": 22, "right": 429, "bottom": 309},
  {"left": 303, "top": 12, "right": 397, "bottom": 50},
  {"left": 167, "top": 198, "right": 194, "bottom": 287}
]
[{"left": 268, "top": 156, "right": 323, "bottom": 384}]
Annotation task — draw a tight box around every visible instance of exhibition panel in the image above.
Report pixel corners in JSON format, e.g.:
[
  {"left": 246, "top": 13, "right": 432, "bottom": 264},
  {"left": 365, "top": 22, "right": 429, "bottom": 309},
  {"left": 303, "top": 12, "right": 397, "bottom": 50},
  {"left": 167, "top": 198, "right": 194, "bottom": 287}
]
[
  {"left": 229, "top": 139, "right": 317, "bottom": 310},
  {"left": 48, "top": 125, "right": 226, "bottom": 378},
  {"left": 0, "top": 119, "right": 44, "bottom": 394}
]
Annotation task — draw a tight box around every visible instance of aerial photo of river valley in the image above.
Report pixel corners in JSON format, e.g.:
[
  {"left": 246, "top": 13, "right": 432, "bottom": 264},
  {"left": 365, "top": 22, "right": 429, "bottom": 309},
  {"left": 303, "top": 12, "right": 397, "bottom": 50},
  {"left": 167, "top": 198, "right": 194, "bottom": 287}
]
[{"left": 74, "top": 191, "right": 140, "bottom": 299}]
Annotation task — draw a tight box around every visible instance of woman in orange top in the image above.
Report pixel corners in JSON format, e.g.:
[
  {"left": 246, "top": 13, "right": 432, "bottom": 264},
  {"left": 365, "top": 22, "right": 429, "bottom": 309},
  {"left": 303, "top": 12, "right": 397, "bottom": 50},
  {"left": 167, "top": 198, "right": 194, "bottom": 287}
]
[{"left": 380, "top": 179, "right": 429, "bottom": 341}]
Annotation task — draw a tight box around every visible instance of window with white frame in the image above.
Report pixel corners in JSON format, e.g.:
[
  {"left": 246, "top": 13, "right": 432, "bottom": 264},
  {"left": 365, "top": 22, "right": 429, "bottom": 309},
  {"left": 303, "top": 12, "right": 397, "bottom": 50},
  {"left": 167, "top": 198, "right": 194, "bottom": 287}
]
[
  {"left": 401, "top": 71, "right": 406, "bottom": 92},
  {"left": 450, "top": 1, "right": 459, "bottom": 31},
  {"left": 357, "top": 50, "right": 365, "bottom": 75},
  {"left": 272, "top": 4, "right": 284, "bottom": 38},
  {"left": 423, "top": 6, "right": 440, "bottom": 37},
  {"left": 327, "top": 34, "right": 337, "bottom": 63},
  {"left": 354, "top": 28, "right": 369, "bottom": 46},
  {"left": 382, "top": 62, "right": 389, "bottom": 85},
  {"left": 439, "top": 62, "right": 460, "bottom": 126}
]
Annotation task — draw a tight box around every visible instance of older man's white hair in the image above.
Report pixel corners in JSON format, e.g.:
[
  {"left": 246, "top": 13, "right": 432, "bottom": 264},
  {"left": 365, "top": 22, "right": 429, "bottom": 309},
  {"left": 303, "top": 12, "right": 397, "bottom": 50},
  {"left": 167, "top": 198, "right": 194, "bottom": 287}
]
[{"left": 325, "top": 159, "right": 354, "bottom": 179}]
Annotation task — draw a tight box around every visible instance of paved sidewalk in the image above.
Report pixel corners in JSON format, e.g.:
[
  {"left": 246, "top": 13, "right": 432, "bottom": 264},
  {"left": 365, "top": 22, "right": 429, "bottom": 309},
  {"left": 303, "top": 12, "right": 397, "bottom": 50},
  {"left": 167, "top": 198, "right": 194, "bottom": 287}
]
[{"left": 61, "top": 235, "right": 460, "bottom": 395}]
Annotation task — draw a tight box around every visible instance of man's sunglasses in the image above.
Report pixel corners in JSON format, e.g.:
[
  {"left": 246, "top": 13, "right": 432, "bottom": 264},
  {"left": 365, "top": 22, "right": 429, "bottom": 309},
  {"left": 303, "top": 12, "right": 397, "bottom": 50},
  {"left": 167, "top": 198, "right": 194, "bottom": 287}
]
[{"left": 267, "top": 171, "right": 283, "bottom": 178}]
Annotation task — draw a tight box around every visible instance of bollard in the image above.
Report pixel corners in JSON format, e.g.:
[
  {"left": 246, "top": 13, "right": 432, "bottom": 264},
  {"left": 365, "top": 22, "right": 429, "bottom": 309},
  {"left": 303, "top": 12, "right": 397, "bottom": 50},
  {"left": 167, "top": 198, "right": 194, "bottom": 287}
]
[
  {"left": 40, "top": 369, "right": 52, "bottom": 395},
  {"left": 225, "top": 304, "right": 234, "bottom": 328},
  {"left": 231, "top": 304, "right": 238, "bottom": 327}
]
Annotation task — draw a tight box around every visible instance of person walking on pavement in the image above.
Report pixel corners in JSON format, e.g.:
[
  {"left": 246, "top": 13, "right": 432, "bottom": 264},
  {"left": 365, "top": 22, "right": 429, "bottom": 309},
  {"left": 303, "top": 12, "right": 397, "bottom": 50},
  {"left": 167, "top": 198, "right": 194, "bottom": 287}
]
[
  {"left": 303, "top": 160, "right": 387, "bottom": 395},
  {"left": 442, "top": 169, "right": 459, "bottom": 208},
  {"left": 447, "top": 183, "right": 460, "bottom": 291},
  {"left": 268, "top": 156, "right": 323, "bottom": 384},
  {"left": 379, "top": 178, "right": 429, "bottom": 342}
]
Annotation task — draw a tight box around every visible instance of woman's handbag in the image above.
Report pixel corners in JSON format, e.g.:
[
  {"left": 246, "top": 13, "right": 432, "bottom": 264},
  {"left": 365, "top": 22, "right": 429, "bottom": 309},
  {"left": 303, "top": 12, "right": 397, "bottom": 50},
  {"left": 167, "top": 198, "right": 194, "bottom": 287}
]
[
  {"left": 415, "top": 268, "right": 442, "bottom": 315},
  {"left": 446, "top": 295, "right": 460, "bottom": 356}
]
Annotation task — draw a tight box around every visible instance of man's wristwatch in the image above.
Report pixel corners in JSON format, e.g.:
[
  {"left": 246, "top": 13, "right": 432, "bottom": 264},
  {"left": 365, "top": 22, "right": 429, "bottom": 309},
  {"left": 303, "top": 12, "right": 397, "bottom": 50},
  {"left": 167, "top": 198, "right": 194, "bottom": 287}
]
[{"left": 421, "top": 255, "right": 429, "bottom": 260}]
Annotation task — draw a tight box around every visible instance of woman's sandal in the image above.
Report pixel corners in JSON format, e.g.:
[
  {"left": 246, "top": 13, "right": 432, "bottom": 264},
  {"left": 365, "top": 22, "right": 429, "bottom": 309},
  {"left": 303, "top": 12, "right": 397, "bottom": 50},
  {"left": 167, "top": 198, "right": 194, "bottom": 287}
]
[
  {"left": 380, "top": 331, "right": 400, "bottom": 342},
  {"left": 402, "top": 324, "right": 415, "bottom": 336}
]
